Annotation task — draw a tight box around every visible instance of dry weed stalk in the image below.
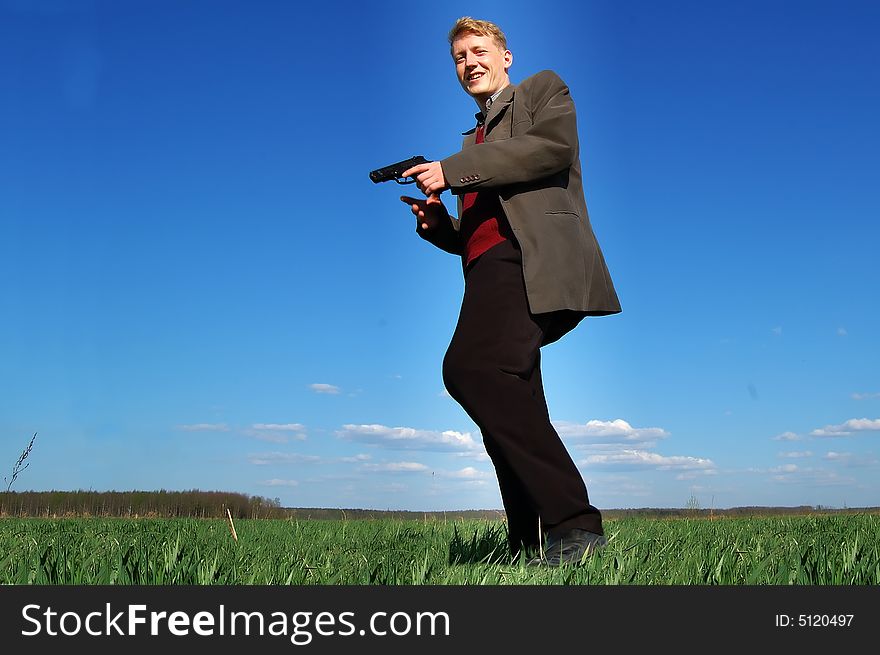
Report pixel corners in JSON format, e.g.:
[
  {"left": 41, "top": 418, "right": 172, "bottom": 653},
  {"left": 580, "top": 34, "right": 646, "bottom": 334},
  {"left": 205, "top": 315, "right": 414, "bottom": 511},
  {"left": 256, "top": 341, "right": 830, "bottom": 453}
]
[
  {"left": 5, "top": 432, "right": 37, "bottom": 493},
  {"left": 226, "top": 508, "right": 238, "bottom": 542}
]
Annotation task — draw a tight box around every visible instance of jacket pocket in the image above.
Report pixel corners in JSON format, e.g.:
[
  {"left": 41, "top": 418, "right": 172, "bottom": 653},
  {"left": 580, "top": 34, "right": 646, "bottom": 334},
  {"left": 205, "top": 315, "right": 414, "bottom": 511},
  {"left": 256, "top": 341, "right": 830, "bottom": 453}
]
[{"left": 540, "top": 186, "right": 580, "bottom": 217}]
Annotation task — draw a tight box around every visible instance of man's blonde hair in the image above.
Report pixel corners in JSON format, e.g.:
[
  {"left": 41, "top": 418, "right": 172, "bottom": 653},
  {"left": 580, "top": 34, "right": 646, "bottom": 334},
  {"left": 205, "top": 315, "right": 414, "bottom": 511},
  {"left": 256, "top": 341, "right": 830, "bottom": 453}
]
[{"left": 448, "top": 17, "right": 507, "bottom": 52}]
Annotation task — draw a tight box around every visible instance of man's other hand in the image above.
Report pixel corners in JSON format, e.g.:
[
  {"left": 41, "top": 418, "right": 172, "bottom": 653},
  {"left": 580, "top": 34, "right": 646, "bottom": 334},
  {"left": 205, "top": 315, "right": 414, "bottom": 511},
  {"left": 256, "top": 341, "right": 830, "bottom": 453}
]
[
  {"left": 401, "top": 161, "right": 448, "bottom": 196},
  {"left": 400, "top": 193, "right": 448, "bottom": 231}
]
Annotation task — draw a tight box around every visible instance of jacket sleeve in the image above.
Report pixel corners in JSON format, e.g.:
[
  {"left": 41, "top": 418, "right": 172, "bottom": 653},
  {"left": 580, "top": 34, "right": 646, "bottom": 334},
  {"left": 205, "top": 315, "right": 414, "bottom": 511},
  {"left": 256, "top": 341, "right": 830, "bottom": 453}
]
[
  {"left": 416, "top": 211, "right": 462, "bottom": 255},
  {"left": 440, "top": 70, "right": 577, "bottom": 192}
]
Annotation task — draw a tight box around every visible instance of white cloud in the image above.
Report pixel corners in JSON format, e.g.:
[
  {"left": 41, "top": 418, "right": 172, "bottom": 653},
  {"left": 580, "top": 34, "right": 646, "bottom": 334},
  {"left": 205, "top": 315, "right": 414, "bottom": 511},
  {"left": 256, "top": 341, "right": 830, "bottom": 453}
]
[
  {"left": 768, "top": 466, "right": 855, "bottom": 487},
  {"left": 177, "top": 423, "right": 230, "bottom": 432},
  {"left": 309, "top": 383, "right": 341, "bottom": 395},
  {"left": 247, "top": 452, "right": 322, "bottom": 466},
  {"left": 589, "top": 474, "right": 654, "bottom": 498},
  {"left": 377, "top": 482, "right": 408, "bottom": 493},
  {"left": 338, "top": 424, "right": 479, "bottom": 452},
  {"left": 253, "top": 423, "right": 305, "bottom": 431},
  {"left": 360, "top": 461, "right": 429, "bottom": 473},
  {"left": 244, "top": 423, "right": 307, "bottom": 443},
  {"left": 452, "top": 450, "right": 492, "bottom": 462},
  {"left": 779, "top": 451, "right": 812, "bottom": 459},
  {"left": 579, "top": 449, "right": 715, "bottom": 473},
  {"left": 772, "top": 431, "right": 803, "bottom": 442},
  {"left": 554, "top": 419, "right": 669, "bottom": 446},
  {"left": 436, "top": 466, "right": 492, "bottom": 480},
  {"left": 810, "top": 418, "right": 880, "bottom": 437},
  {"left": 837, "top": 327, "right": 848, "bottom": 336},
  {"left": 300, "top": 473, "right": 360, "bottom": 484},
  {"left": 852, "top": 392, "right": 880, "bottom": 400},
  {"left": 260, "top": 479, "right": 299, "bottom": 487},
  {"left": 338, "top": 454, "right": 372, "bottom": 463},
  {"left": 823, "top": 451, "right": 880, "bottom": 467},
  {"left": 747, "top": 462, "right": 862, "bottom": 487},
  {"left": 453, "top": 479, "right": 490, "bottom": 488},
  {"left": 675, "top": 470, "right": 718, "bottom": 480}
]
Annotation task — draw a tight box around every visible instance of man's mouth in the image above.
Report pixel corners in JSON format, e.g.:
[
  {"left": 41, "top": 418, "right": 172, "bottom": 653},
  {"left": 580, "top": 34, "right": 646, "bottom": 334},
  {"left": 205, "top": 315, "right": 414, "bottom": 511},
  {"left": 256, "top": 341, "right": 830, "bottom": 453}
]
[{"left": 467, "top": 72, "right": 484, "bottom": 82}]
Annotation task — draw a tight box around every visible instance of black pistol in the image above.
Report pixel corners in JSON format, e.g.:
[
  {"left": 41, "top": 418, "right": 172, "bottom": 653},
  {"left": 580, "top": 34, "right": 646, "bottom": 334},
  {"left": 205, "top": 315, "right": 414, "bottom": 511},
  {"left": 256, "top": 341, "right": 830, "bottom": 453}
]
[{"left": 369, "top": 155, "right": 429, "bottom": 184}]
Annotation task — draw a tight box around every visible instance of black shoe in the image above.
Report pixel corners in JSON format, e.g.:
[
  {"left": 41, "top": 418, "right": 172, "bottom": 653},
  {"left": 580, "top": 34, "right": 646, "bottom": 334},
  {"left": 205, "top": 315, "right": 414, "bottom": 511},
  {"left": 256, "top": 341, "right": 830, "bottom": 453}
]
[{"left": 527, "top": 529, "right": 607, "bottom": 566}]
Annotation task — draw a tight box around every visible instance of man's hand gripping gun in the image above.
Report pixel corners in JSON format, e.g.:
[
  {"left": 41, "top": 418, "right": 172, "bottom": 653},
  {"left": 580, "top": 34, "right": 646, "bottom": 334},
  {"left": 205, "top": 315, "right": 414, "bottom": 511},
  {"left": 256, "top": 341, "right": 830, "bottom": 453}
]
[{"left": 369, "top": 156, "right": 429, "bottom": 184}]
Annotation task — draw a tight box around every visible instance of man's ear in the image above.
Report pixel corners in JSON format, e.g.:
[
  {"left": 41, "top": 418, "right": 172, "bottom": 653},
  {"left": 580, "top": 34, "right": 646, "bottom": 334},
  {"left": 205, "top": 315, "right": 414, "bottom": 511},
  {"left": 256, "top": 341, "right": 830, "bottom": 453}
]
[{"left": 504, "top": 50, "right": 513, "bottom": 73}]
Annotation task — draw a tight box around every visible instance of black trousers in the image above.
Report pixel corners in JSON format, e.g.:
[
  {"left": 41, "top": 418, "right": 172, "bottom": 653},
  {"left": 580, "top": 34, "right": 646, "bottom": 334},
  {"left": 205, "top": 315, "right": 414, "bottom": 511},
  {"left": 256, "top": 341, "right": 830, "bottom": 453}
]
[{"left": 443, "top": 238, "right": 603, "bottom": 556}]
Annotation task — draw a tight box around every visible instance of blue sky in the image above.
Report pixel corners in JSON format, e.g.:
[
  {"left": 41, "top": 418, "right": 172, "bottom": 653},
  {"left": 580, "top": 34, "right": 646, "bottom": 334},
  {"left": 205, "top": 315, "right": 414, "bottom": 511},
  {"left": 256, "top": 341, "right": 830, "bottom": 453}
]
[{"left": 2, "top": 0, "right": 879, "bottom": 511}]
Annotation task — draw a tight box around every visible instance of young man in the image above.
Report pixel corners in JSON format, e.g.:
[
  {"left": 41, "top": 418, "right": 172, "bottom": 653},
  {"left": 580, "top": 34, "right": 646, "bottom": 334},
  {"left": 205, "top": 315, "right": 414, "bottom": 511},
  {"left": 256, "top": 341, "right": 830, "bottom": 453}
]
[{"left": 400, "top": 17, "right": 621, "bottom": 565}]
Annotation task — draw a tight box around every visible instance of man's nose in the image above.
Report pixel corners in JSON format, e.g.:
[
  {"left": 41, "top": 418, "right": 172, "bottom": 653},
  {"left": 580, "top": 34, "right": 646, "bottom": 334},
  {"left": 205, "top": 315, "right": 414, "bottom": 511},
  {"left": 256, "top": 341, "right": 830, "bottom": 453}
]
[{"left": 465, "top": 51, "right": 478, "bottom": 67}]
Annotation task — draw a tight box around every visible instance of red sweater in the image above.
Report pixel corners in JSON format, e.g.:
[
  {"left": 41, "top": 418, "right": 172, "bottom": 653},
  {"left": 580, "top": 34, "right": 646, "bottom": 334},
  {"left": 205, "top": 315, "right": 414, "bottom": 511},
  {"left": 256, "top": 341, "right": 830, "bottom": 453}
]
[{"left": 459, "top": 125, "right": 511, "bottom": 267}]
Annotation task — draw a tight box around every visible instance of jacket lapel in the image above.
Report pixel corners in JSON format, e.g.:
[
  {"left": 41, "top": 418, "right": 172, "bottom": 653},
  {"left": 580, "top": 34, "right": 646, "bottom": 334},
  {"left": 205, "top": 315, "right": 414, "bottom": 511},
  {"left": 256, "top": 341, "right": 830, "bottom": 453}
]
[
  {"left": 483, "top": 83, "right": 515, "bottom": 133},
  {"left": 459, "top": 82, "right": 517, "bottom": 146},
  {"left": 461, "top": 128, "right": 478, "bottom": 149}
]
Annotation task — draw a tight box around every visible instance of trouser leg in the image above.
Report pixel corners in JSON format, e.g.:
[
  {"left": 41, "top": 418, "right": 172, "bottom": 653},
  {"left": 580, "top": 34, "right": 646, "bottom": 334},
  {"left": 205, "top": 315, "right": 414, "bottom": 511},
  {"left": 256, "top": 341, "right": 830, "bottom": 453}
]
[
  {"left": 442, "top": 240, "right": 603, "bottom": 555},
  {"left": 481, "top": 434, "right": 540, "bottom": 555}
]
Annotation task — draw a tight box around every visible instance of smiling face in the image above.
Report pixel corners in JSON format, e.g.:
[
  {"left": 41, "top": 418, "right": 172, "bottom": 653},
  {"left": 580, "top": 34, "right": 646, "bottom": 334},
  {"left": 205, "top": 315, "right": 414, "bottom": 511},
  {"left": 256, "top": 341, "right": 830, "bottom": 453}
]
[{"left": 451, "top": 32, "right": 512, "bottom": 107}]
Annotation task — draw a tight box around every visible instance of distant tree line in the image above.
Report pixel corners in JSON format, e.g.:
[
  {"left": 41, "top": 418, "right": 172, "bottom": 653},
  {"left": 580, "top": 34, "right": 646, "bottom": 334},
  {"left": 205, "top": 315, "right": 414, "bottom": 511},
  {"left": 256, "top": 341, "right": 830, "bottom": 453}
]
[
  {"left": 282, "top": 508, "right": 507, "bottom": 521},
  {"left": 0, "top": 489, "right": 285, "bottom": 519},
  {"left": 601, "top": 506, "right": 880, "bottom": 519},
  {"left": 1, "top": 491, "right": 877, "bottom": 520}
]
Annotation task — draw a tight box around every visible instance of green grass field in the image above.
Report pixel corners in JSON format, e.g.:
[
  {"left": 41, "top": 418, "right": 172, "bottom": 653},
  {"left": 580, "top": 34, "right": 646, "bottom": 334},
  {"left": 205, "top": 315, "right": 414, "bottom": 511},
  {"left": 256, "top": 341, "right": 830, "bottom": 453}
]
[{"left": 1, "top": 514, "right": 878, "bottom": 584}]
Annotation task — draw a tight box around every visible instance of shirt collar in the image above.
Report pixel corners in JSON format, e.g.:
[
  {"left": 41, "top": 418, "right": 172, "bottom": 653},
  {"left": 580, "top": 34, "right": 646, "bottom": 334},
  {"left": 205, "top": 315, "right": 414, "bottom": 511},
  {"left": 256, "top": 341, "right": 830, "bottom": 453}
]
[
  {"left": 476, "top": 85, "right": 509, "bottom": 124},
  {"left": 485, "top": 85, "right": 507, "bottom": 111}
]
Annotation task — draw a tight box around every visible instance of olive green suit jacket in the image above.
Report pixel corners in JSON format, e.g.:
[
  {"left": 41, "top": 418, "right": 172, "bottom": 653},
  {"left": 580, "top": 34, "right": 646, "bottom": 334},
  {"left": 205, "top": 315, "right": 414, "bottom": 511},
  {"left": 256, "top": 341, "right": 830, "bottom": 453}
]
[{"left": 419, "top": 69, "right": 621, "bottom": 318}]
